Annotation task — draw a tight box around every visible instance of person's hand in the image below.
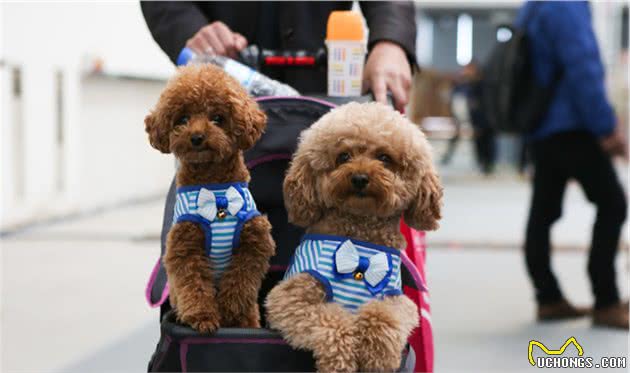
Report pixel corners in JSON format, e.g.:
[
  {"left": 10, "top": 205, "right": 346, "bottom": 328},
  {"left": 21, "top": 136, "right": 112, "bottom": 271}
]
[
  {"left": 186, "top": 21, "right": 248, "bottom": 59},
  {"left": 600, "top": 124, "right": 628, "bottom": 159},
  {"left": 362, "top": 41, "right": 412, "bottom": 112}
]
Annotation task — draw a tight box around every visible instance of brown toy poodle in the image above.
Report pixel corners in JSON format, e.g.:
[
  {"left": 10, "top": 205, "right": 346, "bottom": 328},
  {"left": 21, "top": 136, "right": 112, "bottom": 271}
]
[
  {"left": 265, "top": 102, "right": 442, "bottom": 372},
  {"left": 145, "top": 64, "right": 275, "bottom": 333}
]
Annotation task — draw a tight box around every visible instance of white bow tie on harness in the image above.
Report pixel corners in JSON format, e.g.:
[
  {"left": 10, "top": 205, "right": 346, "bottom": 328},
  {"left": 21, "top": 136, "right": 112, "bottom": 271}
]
[
  {"left": 196, "top": 186, "right": 245, "bottom": 221},
  {"left": 334, "top": 240, "right": 391, "bottom": 289}
]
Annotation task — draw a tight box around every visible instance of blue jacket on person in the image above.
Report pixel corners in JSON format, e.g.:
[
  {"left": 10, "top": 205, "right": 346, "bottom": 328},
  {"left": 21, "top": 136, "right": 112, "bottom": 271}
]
[{"left": 515, "top": 1, "right": 616, "bottom": 141}]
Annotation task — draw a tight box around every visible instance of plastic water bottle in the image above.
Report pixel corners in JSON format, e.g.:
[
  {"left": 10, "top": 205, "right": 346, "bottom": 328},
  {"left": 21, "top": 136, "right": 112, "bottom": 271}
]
[{"left": 177, "top": 47, "right": 299, "bottom": 97}]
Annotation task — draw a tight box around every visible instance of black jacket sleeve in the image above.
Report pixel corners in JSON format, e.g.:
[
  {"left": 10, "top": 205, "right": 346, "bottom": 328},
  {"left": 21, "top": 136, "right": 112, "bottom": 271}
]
[
  {"left": 359, "top": 1, "right": 417, "bottom": 66},
  {"left": 140, "top": 1, "right": 209, "bottom": 64}
]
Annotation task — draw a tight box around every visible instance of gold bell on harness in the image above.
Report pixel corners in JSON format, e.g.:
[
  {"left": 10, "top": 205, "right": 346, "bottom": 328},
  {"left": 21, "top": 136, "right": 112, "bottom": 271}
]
[
  {"left": 353, "top": 272, "right": 364, "bottom": 281},
  {"left": 216, "top": 209, "right": 228, "bottom": 220}
]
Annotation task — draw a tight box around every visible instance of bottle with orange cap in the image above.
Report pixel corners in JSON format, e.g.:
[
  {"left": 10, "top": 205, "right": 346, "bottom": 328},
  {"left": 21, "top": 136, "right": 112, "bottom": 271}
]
[{"left": 326, "top": 11, "right": 366, "bottom": 97}]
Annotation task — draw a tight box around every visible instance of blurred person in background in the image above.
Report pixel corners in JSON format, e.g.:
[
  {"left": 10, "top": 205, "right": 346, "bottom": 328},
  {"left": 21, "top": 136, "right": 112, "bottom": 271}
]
[
  {"left": 609, "top": 50, "right": 628, "bottom": 138},
  {"left": 140, "top": 1, "right": 416, "bottom": 111},
  {"left": 444, "top": 69, "right": 470, "bottom": 166},
  {"left": 453, "top": 61, "right": 496, "bottom": 174},
  {"left": 518, "top": 1, "right": 628, "bottom": 329}
]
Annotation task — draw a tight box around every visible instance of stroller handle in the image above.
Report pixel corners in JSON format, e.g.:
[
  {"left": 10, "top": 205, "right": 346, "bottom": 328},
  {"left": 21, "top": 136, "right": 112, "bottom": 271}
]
[
  {"left": 236, "top": 45, "right": 394, "bottom": 108},
  {"left": 238, "top": 45, "right": 327, "bottom": 70}
]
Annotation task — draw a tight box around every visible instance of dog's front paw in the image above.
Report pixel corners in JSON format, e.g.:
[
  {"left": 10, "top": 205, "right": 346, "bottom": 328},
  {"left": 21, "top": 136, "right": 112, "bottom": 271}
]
[
  {"left": 219, "top": 299, "right": 260, "bottom": 328},
  {"left": 355, "top": 296, "right": 418, "bottom": 372},
  {"left": 180, "top": 311, "right": 221, "bottom": 334},
  {"left": 315, "top": 353, "right": 358, "bottom": 373},
  {"left": 217, "top": 289, "right": 259, "bottom": 328},
  {"left": 312, "top": 321, "right": 359, "bottom": 373},
  {"left": 191, "top": 318, "right": 221, "bottom": 334}
]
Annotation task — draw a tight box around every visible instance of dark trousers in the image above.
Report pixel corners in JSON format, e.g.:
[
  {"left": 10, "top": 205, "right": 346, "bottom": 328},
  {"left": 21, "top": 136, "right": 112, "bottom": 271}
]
[
  {"left": 525, "top": 131, "right": 627, "bottom": 309},
  {"left": 473, "top": 127, "right": 496, "bottom": 174}
]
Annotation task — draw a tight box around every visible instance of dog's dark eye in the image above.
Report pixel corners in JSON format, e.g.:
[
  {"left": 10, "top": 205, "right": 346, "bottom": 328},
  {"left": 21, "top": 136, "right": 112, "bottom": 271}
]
[
  {"left": 174, "top": 115, "right": 189, "bottom": 127},
  {"left": 336, "top": 152, "right": 351, "bottom": 165},
  {"left": 377, "top": 153, "right": 392, "bottom": 164},
  {"left": 210, "top": 114, "right": 224, "bottom": 126}
]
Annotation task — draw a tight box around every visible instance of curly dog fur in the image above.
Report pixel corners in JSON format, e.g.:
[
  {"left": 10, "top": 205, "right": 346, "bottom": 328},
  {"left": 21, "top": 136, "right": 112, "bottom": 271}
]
[
  {"left": 145, "top": 64, "right": 275, "bottom": 333},
  {"left": 266, "top": 102, "right": 442, "bottom": 372}
]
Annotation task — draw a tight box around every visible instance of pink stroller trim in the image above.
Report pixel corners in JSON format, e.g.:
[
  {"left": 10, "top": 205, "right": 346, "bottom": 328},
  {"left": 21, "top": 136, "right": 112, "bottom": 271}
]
[{"left": 146, "top": 257, "right": 170, "bottom": 308}]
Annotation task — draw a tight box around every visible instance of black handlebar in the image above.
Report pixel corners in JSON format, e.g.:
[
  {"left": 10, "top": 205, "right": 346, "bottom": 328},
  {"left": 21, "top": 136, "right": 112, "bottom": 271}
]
[
  {"left": 238, "top": 45, "right": 327, "bottom": 70},
  {"left": 239, "top": 45, "right": 394, "bottom": 108}
]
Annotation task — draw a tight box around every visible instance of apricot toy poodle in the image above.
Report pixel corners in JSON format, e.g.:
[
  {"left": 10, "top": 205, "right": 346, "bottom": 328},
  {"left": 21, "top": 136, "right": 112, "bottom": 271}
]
[
  {"left": 266, "top": 102, "right": 442, "bottom": 372},
  {"left": 145, "top": 64, "right": 275, "bottom": 333}
]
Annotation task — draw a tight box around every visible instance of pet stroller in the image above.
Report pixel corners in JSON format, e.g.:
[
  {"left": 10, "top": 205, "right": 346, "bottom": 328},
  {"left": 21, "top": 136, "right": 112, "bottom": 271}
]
[{"left": 144, "top": 60, "right": 434, "bottom": 373}]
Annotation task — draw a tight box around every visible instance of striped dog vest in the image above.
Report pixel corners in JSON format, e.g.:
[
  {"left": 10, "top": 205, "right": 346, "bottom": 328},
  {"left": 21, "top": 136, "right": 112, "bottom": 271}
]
[
  {"left": 173, "top": 182, "right": 260, "bottom": 281},
  {"left": 284, "top": 234, "right": 402, "bottom": 312}
]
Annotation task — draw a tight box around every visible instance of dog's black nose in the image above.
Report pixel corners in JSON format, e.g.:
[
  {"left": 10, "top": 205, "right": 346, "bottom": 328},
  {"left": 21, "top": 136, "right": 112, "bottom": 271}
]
[
  {"left": 351, "top": 174, "right": 369, "bottom": 190},
  {"left": 190, "top": 134, "right": 205, "bottom": 147}
]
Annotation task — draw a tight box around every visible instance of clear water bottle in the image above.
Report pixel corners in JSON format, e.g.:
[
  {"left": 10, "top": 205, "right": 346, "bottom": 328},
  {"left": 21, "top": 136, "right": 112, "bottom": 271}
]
[{"left": 177, "top": 47, "right": 299, "bottom": 97}]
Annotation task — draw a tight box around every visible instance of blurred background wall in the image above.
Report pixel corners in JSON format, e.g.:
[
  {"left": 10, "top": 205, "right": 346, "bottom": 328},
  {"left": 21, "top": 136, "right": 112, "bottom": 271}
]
[
  {"left": 1, "top": 1, "right": 628, "bottom": 231},
  {"left": 1, "top": 2, "right": 175, "bottom": 229},
  {"left": 415, "top": 2, "right": 626, "bottom": 71}
]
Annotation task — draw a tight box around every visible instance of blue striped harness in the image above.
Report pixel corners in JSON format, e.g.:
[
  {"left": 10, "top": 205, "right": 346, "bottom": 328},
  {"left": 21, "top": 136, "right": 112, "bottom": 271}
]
[
  {"left": 284, "top": 234, "right": 402, "bottom": 312},
  {"left": 173, "top": 182, "right": 260, "bottom": 281}
]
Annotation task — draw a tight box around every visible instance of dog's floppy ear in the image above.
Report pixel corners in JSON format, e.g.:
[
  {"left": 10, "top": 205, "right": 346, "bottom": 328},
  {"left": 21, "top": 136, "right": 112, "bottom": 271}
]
[
  {"left": 403, "top": 165, "right": 443, "bottom": 231},
  {"left": 230, "top": 95, "right": 267, "bottom": 150},
  {"left": 283, "top": 152, "right": 323, "bottom": 227},
  {"left": 145, "top": 112, "right": 171, "bottom": 153}
]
